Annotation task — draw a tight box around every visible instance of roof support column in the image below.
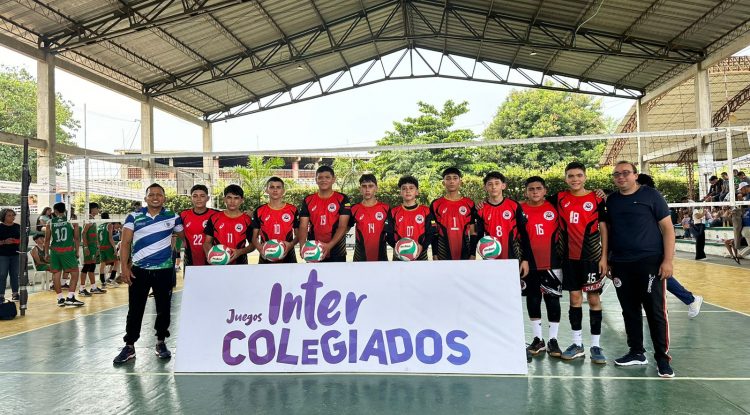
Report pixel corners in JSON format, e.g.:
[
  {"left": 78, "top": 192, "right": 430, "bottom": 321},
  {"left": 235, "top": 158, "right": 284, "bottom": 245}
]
[
  {"left": 202, "top": 124, "right": 215, "bottom": 207},
  {"left": 141, "top": 98, "right": 154, "bottom": 191},
  {"left": 694, "top": 64, "right": 713, "bottom": 199},
  {"left": 636, "top": 98, "right": 650, "bottom": 174},
  {"left": 36, "top": 53, "right": 57, "bottom": 209}
]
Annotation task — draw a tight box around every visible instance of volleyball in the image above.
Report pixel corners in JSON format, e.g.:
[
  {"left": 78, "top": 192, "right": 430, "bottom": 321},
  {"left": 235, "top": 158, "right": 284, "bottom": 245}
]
[
  {"left": 300, "top": 240, "right": 325, "bottom": 262},
  {"left": 394, "top": 238, "right": 420, "bottom": 261},
  {"left": 478, "top": 236, "right": 502, "bottom": 259},
  {"left": 261, "top": 239, "right": 286, "bottom": 262},
  {"left": 207, "top": 244, "right": 231, "bottom": 265}
]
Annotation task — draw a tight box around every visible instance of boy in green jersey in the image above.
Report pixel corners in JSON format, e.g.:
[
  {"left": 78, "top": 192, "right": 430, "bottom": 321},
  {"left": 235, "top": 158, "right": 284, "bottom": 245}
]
[{"left": 44, "top": 203, "right": 84, "bottom": 307}]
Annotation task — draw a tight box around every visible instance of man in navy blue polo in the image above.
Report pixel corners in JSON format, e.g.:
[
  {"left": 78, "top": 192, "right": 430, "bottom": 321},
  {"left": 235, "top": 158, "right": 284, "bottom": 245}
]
[
  {"left": 606, "top": 161, "right": 675, "bottom": 378},
  {"left": 113, "top": 183, "right": 184, "bottom": 364}
]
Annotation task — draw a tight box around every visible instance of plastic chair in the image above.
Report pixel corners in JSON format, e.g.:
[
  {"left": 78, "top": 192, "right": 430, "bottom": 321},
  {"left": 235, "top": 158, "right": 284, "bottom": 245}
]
[{"left": 28, "top": 251, "right": 51, "bottom": 292}]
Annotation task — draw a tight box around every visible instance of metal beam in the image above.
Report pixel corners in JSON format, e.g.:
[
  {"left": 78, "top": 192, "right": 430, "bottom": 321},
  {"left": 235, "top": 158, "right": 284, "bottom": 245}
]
[
  {"left": 143, "top": 0, "right": 701, "bottom": 97},
  {"left": 43, "top": 0, "right": 253, "bottom": 52}
]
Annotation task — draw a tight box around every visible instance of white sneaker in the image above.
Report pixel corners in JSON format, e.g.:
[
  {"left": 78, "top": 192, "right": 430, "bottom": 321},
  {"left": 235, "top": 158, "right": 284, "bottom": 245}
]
[{"left": 688, "top": 295, "right": 703, "bottom": 319}]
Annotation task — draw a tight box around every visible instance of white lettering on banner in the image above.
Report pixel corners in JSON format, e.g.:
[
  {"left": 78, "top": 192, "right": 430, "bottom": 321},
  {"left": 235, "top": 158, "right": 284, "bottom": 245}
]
[{"left": 176, "top": 261, "right": 527, "bottom": 374}]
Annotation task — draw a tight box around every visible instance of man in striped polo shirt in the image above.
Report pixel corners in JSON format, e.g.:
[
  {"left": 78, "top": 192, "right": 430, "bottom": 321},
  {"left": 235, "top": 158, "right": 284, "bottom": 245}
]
[{"left": 114, "top": 183, "right": 184, "bottom": 364}]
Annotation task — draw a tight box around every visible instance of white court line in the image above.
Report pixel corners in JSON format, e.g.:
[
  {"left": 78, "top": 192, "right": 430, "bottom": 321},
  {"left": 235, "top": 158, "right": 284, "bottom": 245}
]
[{"left": 0, "top": 370, "right": 747, "bottom": 381}]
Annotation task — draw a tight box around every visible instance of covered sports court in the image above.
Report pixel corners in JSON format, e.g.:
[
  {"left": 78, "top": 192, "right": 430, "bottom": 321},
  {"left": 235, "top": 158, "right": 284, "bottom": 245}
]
[{"left": 1, "top": 0, "right": 750, "bottom": 413}]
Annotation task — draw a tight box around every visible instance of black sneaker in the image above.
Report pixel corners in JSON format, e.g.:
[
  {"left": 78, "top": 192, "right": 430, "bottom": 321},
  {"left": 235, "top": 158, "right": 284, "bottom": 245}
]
[
  {"left": 526, "top": 348, "right": 532, "bottom": 363},
  {"left": 113, "top": 345, "right": 136, "bottom": 364},
  {"left": 11, "top": 293, "right": 19, "bottom": 302},
  {"left": 614, "top": 351, "right": 648, "bottom": 366},
  {"left": 526, "top": 337, "right": 546, "bottom": 356},
  {"left": 657, "top": 359, "right": 675, "bottom": 378},
  {"left": 547, "top": 339, "right": 563, "bottom": 358},
  {"left": 64, "top": 296, "right": 85, "bottom": 307},
  {"left": 155, "top": 342, "right": 172, "bottom": 359},
  {"left": 90, "top": 287, "right": 107, "bottom": 294},
  {"left": 57, "top": 298, "right": 66, "bottom": 307},
  {"left": 79, "top": 289, "right": 92, "bottom": 297},
  {"left": 62, "top": 283, "right": 70, "bottom": 289}
]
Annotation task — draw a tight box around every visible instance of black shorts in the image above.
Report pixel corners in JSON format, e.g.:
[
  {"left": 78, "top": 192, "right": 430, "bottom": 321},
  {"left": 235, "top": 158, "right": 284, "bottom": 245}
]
[
  {"left": 322, "top": 255, "right": 346, "bottom": 263},
  {"left": 562, "top": 260, "right": 604, "bottom": 293},
  {"left": 522, "top": 269, "right": 563, "bottom": 297},
  {"left": 81, "top": 263, "right": 96, "bottom": 273}
]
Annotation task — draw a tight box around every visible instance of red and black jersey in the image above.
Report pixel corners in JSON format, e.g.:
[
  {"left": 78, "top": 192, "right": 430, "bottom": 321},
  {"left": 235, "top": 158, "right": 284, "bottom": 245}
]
[
  {"left": 299, "top": 192, "right": 351, "bottom": 259},
  {"left": 430, "top": 196, "right": 475, "bottom": 260},
  {"left": 179, "top": 208, "right": 219, "bottom": 266},
  {"left": 204, "top": 211, "right": 253, "bottom": 264},
  {"left": 252, "top": 203, "right": 298, "bottom": 243},
  {"left": 551, "top": 190, "right": 605, "bottom": 261},
  {"left": 350, "top": 201, "right": 390, "bottom": 262},
  {"left": 521, "top": 201, "right": 562, "bottom": 270},
  {"left": 388, "top": 204, "right": 434, "bottom": 261},
  {"left": 474, "top": 198, "right": 530, "bottom": 260}
]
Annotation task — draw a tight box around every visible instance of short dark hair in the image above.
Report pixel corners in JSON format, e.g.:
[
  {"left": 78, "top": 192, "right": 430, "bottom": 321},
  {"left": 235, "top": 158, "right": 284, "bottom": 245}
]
[
  {"left": 359, "top": 174, "right": 377, "bottom": 185},
  {"left": 565, "top": 162, "right": 586, "bottom": 173},
  {"left": 615, "top": 160, "right": 638, "bottom": 174},
  {"left": 89, "top": 202, "right": 100, "bottom": 210},
  {"left": 721, "top": 172, "right": 728, "bottom": 176},
  {"left": 53, "top": 202, "right": 66, "bottom": 213},
  {"left": 224, "top": 184, "right": 244, "bottom": 198},
  {"left": 441, "top": 167, "right": 462, "bottom": 178},
  {"left": 190, "top": 184, "right": 209, "bottom": 195},
  {"left": 637, "top": 173, "right": 656, "bottom": 188},
  {"left": 146, "top": 183, "right": 165, "bottom": 195},
  {"left": 398, "top": 176, "right": 419, "bottom": 188},
  {"left": 33, "top": 233, "right": 45, "bottom": 240},
  {"left": 483, "top": 171, "right": 506, "bottom": 184},
  {"left": 266, "top": 176, "right": 284, "bottom": 187},
  {"left": 525, "top": 176, "right": 546, "bottom": 187},
  {"left": 739, "top": 171, "right": 747, "bottom": 177},
  {"left": 709, "top": 175, "right": 718, "bottom": 181},
  {"left": 316, "top": 165, "right": 335, "bottom": 176},
  {"left": 101, "top": 212, "right": 110, "bottom": 219},
  {"left": 0, "top": 209, "right": 15, "bottom": 222}
]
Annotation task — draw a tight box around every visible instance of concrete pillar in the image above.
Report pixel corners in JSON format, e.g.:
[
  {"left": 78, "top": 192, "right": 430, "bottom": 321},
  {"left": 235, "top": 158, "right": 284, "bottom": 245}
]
[
  {"left": 292, "top": 157, "right": 300, "bottom": 180},
  {"left": 636, "top": 98, "right": 650, "bottom": 174},
  {"left": 141, "top": 98, "right": 154, "bottom": 188},
  {"left": 694, "top": 64, "right": 714, "bottom": 199},
  {"left": 202, "top": 124, "right": 215, "bottom": 207},
  {"left": 36, "top": 53, "right": 56, "bottom": 209}
]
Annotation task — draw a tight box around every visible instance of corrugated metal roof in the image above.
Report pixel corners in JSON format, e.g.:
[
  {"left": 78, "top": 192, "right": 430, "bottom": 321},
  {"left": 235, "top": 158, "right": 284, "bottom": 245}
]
[{"left": 1, "top": 0, "right": 748, "bottom": 122}]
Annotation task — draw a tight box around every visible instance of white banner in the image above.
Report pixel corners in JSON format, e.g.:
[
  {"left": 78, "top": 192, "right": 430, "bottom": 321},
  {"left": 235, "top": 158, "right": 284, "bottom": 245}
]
[{"left": 175, "top": 260, "right": 527, "bottom": 374}]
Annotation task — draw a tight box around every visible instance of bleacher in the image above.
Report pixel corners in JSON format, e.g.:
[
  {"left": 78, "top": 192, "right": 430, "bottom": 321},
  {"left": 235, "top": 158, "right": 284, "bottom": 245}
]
[{"left": 674, "top": 224, "right": 750, "bottom": 257}]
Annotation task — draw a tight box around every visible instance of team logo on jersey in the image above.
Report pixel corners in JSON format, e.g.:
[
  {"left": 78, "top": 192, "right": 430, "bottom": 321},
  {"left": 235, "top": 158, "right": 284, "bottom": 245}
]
[
  {"left": 327, "top": 203, "right": 337, "bottom": 212},
  {"left": 281, "top": 213, "right": 292, "bottom": 222},
  {"left": 583, "top": 201, "right": 594, "bottom": 211},
  {"left": 503, "top": 210, "right": 512, "bottom": 220},
  {"left": 613, "top": 277, "right": 622, "bottom": 288},
  {"left": 459, "top": 206, "right": 468, "bottom": 215},
  {"left": 234, "top": 223, "right": 244, "bottom": 232},
  {"left": 202, "top": 220, "right": 208, "bottom": 228},
  {"left": 415, "top": 214, "right": 424, "bottom": 224},
  {"left": 375, "top": 211, "right": 385, "bottom": 221},
  {"left": 358, "top": 214, "right": 365, "bottom": 221},
  {"left": 520, "top": 280, "right": 527, "bottom": 291},
  {"left": 544, "top": 211, "right": 555, "bottom": 221}
]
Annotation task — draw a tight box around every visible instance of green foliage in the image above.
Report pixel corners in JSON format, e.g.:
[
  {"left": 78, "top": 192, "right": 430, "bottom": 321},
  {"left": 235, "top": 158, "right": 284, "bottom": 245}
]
[
  {"left": 164, "top": 189, "right": 192, "bottom": 213},
  {"left": 232, "top": 156, "right": 285, "bottom": 209},
  {"left": 331, "top": 158, "right": 374, "bottom": 196},
  {"left": 371, "top": 101, "right": 492, "bottom": 179},
  {"left": 0, "top": 67, "right": 79, "bottom": 181},
  {"left": 73, "top": 193, "right": 133, "bottom": 215},
  {"left": 483, "top": 88, "right": 606, "bottom": 169}
]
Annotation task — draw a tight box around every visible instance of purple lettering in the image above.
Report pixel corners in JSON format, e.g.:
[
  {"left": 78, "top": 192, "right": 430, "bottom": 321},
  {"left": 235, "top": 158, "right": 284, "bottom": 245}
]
[
  {"left": 345, "top": 292, "right": 367, "bottom": 324},
  {"left": 222, "top": 330, "right": 246, "bottom": 365},
  {"left": 282, "top": 293, "right": 303, "bottom": 323},
  {"left": 317, "top": 290, "right": 341, "bottom": 326},
  {"left": 276, "top": 328, "right": 299, "bottom": 365},
  {"left": 321, "top": 330, "right": 347, "bottom": 364},
  {"left": 248, "top": 329, "right": 275, "bottom": 365},
  {"left": 446, "top": 330, "right": 470, "bottom": 365},
  {"left": 301, "top": 339, "right": 318, "bottom": 364},
  {"left": 415, "top": 329, "right": 442, "bottom": 364},
  {"left": 268, "top": 283, "right": 281, "bottom": 325},
  {"left": 348, "top": 329, "right": 358, "bottom": 363},
  {"left": 385, "top": 328, "right": 413, "bottom": 364},
  {"left": 300, "top": 269, "right": 323, "bottom": 330},
  {"left": 359, "top": 329, "right": 387, "bottom": 365}
]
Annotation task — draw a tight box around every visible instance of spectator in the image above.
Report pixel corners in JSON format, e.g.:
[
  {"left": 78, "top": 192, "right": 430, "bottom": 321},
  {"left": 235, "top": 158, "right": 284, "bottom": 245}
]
[
  {"left": 721, "top": 206, "right": 732, "bottom": 227},
  {"left": 0, "top": 209, "right": 21, "bottom": 302},
  {"left": 36, "top": 207, "right": 52, "bottom": 232},
  {"left": 738, "top": 171, "right": 747, "bottom": 184},
  {"left": 680, "top": 208, "right": 692, "bottom": 239},
  {"left": 692, "top": 205, "right": 708, "bottom": 260},
  {"left": 702, "top": 175, "right": 723, "bottom": 202},
  {"left": 720, "top": 172, "right": 730, "bottom": 201},
  {"left": 709, "top": 207, "right": 723, "bottom": 227}
]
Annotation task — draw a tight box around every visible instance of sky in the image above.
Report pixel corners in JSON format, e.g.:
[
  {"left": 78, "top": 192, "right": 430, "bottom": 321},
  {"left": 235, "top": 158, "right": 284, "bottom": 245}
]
[{"left": 0, "top": 44, "right": 635, "bottom": 156}]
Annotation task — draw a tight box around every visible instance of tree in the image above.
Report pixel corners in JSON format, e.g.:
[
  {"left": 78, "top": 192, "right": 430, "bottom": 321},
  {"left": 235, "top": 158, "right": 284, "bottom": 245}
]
[
  {"left": 233, "top": 156, "right": 285, "bottom": 209},
  {"left": 331, "top": 158, "right": 373, "bottom": 200},
  {"left": 0, "top": 67, "right": 79, "bottom": 182},
  {"left": 482, "top": 88, "right": 607, "bottom": 169},
  {"left": 371, "top": 101, "right": 492, "bottom": 179}
]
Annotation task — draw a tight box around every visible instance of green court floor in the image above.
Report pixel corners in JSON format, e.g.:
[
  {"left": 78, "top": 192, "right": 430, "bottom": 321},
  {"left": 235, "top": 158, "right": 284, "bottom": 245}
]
[{"left": 0, "top": 287, "right": 748, "bottom": 414}]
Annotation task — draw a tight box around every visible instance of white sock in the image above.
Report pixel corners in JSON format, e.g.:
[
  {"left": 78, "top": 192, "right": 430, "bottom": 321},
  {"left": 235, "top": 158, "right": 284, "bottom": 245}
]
[
  {"left": 57, "top": 293, "right": 63, "bottom": 300},
  {"left": 591, "top": 335, "right": 601, "bottom": 348},
  {"left": 531, "top": 320, "right": 543, "bottom": 339},
  {"left": 67, "top": 292, "right": 74, "bottom": 299},
  {"left": 572, "top": 330, "right": 583, "bottom": 346},
  {"left": 549, "top": 322, "right": 560, "bottom": 339}
]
